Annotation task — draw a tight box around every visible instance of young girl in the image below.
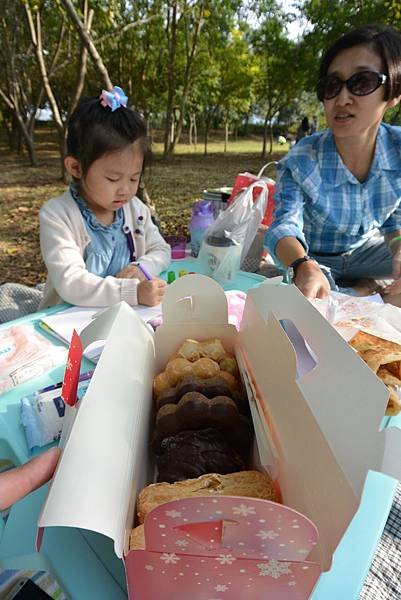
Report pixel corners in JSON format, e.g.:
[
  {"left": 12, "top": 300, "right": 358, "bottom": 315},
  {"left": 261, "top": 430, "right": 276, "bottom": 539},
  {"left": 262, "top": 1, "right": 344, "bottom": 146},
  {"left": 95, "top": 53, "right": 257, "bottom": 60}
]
[
  {"left": 264, "top": 25, "right": 401, "bottom": 304},
  {"left": 39, "top": 86, "right": 170, "bottom": 309}
]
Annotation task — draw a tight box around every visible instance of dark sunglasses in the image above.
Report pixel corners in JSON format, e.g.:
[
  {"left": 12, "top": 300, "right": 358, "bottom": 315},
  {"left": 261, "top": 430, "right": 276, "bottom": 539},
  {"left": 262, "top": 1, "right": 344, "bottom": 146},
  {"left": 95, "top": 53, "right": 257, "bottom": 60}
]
[{"left": 317, "top": 70, "right": 387, "bottom": 101}]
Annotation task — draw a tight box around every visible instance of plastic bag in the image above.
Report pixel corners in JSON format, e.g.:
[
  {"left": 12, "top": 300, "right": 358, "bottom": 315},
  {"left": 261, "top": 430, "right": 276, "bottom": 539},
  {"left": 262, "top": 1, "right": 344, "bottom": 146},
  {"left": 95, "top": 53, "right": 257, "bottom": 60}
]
[
  {"left": 227, "top": 162, "right": 277, "bottom": 226},
  {"left": 198, "top": 180, "right": 268, "bottom": 285}
]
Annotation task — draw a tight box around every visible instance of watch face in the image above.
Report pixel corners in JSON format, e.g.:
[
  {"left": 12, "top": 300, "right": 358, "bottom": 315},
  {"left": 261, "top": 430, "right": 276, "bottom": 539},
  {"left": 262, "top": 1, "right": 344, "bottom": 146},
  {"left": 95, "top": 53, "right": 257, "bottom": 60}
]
[{"left": 285, "top": 267, "right": 295, "bottom": 284}]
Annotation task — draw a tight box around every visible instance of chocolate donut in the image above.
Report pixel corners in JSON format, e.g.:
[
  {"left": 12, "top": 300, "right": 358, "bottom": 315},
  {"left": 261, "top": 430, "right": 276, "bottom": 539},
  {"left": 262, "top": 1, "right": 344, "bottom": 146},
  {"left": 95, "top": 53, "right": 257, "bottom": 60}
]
[
  {"left": 155, "top": 375, "right": 249, "bottom": 415},
  {"left": 156, "top": 428, "right": 246, "bottom": 483},
  {"left": 152, "top": 392, "right": 252, "bottom": 453}
]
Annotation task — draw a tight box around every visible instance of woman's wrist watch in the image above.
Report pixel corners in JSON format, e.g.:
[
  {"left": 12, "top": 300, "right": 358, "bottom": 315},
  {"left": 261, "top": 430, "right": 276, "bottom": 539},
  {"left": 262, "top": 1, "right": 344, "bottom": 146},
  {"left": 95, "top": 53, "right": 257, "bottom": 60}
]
[{"left": 285, "top": 255, "right": 312, "bottom": 283}]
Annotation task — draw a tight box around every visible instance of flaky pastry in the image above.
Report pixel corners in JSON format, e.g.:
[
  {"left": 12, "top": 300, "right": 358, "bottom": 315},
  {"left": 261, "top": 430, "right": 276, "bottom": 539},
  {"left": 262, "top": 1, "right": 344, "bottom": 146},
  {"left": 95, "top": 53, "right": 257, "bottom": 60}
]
[{"left": 349, "top": 330, "right": 401, "bottom": 416}]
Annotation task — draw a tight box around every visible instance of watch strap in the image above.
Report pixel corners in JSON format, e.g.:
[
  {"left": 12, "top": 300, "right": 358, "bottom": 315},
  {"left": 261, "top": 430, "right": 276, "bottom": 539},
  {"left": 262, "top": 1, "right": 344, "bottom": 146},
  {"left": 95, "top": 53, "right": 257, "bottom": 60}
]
[{"left": 288, "top": 255, "right": 310, "bottom": 274}]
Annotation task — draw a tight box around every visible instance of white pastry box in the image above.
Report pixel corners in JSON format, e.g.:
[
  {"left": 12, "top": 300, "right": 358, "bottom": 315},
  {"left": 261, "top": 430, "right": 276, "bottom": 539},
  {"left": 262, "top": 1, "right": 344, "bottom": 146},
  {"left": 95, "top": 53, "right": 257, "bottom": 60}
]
[{"left": 37, "top": 275, "right": 401, "bottom": 599}]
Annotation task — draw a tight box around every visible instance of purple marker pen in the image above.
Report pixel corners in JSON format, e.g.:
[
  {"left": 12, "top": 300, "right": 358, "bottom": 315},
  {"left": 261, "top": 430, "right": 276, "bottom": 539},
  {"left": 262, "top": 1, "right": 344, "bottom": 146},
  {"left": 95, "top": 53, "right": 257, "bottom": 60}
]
[
  {"left": 135, "top": 262, "right": 153, "bottom": 280},
  {"left": 40, "top": 370, "right": 94, "bottom": 393}
]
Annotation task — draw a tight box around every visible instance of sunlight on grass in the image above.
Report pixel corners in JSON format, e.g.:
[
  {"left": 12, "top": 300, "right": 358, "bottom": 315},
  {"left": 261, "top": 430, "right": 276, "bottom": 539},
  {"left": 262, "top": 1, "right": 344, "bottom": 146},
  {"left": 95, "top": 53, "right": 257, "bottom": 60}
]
[{"left": 152, "top": 140, "right": 289, "bottom": 156}]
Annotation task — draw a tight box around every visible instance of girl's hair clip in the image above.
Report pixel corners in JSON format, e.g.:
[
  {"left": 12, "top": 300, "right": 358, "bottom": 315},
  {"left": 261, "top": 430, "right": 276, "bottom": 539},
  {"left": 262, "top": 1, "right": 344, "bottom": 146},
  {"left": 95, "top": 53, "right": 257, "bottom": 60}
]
[{"left": 99, "top": 85, "right": 128, "bottom": 112}]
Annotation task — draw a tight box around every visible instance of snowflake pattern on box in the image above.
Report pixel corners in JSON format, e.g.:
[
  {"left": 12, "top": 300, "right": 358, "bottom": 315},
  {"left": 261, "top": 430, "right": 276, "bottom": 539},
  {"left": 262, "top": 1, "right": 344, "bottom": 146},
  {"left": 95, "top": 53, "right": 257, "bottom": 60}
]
[
  {"left": 257, "top": 560, "right": 292, "bottom": 578},
  {"left": 126, "top": 496, "right": 321, "bottom": 599}
]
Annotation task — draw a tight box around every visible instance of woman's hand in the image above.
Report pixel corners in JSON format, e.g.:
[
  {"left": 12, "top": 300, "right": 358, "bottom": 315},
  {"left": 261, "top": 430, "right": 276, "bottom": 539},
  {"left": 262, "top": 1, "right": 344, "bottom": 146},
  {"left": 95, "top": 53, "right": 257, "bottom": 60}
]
[
  {"left": 137, "top": 278, "right": 167, "bottom": 306},
  {"left": 115, "top": 264, "right": 147, "bottom": 281},
  {"left": 294, "top": 260, "right": 331, "bottom": 300},
  {"left": 0, "top": 447, "right": 60, "bottom": 511},
  {"left": 383, "top": 245, "right": 401, "bottom": 295}
]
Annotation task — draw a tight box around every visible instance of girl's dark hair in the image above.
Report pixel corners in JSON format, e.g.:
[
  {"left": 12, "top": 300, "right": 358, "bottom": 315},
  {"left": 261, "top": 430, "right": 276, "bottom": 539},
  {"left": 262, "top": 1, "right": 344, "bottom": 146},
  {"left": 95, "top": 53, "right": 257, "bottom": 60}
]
[
  {"left": 318, "top": 24, "right": 401, "bottom": 100},
  {"left": 66, "top": 94, "right": 151, "bottom": 174}
]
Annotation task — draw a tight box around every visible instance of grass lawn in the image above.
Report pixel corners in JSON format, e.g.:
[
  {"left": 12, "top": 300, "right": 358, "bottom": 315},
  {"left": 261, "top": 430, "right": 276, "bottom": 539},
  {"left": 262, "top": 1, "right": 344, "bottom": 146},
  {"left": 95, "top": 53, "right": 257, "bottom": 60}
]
[{"left": 0, "top": 127, "right": 287, "bottom": 287}]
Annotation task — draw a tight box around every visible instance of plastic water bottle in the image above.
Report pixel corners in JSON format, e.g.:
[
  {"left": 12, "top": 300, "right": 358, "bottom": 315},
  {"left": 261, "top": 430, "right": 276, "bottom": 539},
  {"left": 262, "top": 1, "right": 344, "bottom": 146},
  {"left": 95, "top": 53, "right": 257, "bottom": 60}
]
[{"left": 189, "top": 200, "right": 215, "bottom": 257}]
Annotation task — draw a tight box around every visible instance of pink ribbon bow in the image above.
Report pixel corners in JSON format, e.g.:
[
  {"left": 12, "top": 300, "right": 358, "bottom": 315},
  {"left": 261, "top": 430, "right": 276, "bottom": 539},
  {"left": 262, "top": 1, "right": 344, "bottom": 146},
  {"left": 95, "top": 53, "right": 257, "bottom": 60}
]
[{"left": 99, "top": 85, "right": 128, "bottom": 111}]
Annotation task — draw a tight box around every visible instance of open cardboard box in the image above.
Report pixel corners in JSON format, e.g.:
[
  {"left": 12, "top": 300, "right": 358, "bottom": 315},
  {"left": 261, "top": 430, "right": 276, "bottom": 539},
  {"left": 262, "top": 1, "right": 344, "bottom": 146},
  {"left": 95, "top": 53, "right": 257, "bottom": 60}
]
[{"left": 37, "top": 275, "right": 401, "bottom": 599}]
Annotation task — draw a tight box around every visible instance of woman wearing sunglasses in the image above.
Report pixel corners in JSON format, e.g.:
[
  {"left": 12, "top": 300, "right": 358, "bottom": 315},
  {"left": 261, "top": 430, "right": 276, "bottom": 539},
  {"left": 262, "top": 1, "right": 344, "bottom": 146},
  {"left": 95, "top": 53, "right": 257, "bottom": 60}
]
[{"left": 264, "top": 24, "right": 401, "bottom": 303}]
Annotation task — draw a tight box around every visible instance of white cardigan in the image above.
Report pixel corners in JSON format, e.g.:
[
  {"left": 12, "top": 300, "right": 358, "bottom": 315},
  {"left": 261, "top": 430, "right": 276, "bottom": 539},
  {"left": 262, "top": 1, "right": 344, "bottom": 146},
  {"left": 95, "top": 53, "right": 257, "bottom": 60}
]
[{"left": 39, "top": 190, "right": 171, "bottom": 308}]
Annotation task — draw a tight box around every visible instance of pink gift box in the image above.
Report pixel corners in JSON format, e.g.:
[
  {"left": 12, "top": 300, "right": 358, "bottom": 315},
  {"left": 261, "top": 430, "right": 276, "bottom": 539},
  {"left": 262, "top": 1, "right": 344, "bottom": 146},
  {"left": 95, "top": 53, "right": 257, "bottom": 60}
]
[{"left": 37, "top": 276, "right": 401, "bottom": 599}]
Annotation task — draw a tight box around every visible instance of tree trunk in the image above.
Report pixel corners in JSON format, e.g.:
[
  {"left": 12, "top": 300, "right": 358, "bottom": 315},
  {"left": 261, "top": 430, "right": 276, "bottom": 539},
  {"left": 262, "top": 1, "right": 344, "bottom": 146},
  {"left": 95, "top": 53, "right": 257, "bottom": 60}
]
[
  {"left": 189, "top": 116, "right": 193, "bottom": 147},
  {"left": 262, "top": 113, "right": 269, "bottom": 158},
  {"left": 163, "top": 1, "right": 177, "bottom": 159},
  {"left": 0, "top": 89, "right": 38, "bottom": 165},
  {"left": 169, "top": 3, "right": 204, "bottom": 155},
  {"left": 224, "top": 116, "right": 229, "bottom": 154},
  {"left": 60, "top": 0, "right": 112, "bottom": 89},
  {"left": 25, "top": 1, "right": 93, "bottom": 181},
  {"left": 243, "top": 114, "right": 249, "bottom": 136},
  {"left": 268, "top": 122, "right": 273, "bottom": 154},
  {"left": 146, "top": 113, "right": 153, "bottom": 144},
  {"left": 204, "top": 114, "right": 210, "bottom": 155},
  {"left": 25, "top": 6, "right": 66, "bottom": 178},
  {"left": 189, "top": 112, "right": 197, "bottom": 149},
  {"left": 69, "top": 4, "right": 93, "bottom": 116}
]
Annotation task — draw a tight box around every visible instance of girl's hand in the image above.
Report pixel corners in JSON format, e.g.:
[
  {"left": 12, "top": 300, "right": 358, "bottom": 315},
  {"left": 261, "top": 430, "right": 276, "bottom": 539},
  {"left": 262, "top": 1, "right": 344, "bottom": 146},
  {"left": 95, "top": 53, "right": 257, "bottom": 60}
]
[
  {"left": 294, "top": 261, "right": 330, "bottom": 300},
  {"left": 116, "top": 264, "right": 147, "bottom": 281},
  {"left": 137, "top": 278, "right": 166, "bottom": 306}
]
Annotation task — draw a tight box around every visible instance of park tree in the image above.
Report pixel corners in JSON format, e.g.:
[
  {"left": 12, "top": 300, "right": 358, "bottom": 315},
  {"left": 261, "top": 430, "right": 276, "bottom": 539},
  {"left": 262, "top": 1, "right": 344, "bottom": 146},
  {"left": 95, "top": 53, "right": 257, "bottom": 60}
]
[
  {"left": 108, "top": 0, "right": 166, "bottom": 133},
  {"left": 0, "top": 2, "right": 45, "bottom": 164},
  {"left": 298, "top": 0, "right": 388, "bottom": 89},
  {"left": 250, "top": 3, "right": 303, "bottom": 155},
  {"left": 163, "top": 0, "right": 217, "bottom": 158},
  {"left": 215, "top": 29, "right": 254, "bottom": 152},
  {"left": 185, "top": 1, "right": 246, "bottom": 153},
  {"left": 23, "top": 0, "right": 97, "bottom": 180},
  {"left": 162, "top": 0, "right": 245, "bottom": 157}
]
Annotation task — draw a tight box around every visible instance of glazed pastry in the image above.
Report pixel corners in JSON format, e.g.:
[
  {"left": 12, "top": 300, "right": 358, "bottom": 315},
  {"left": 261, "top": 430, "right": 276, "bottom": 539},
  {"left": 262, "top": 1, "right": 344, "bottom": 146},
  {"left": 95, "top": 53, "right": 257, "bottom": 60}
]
[
  {"left": 154, "top": 356, "right": 224, "bottom": 398},
  {"left": 218, "top": 370, "right": 239, "bottom": 390},
  {"left": 152, "top": 392, "right": 252, "bottom": 452},
  {"left": 153, "top": 371, "right": 171, "bottom": 398},
  {"left": 198, "top": 339, "right": 226, "bottom": 362},
  {"left": 192, "top": 357, "right": 220, "bottom": 379},
  {"left": 156, "top": 428, "right": 246, "bottom": 483},
  {"left": 176, "top": 338, "right": 227, "bottom": 363},
  {"left": 136, "top": 470, "right": 278, "bottom": 524},
  {"left": 175, "top": 339, "right": 202, "bottom": 362},
  {"left": 165, "top": 358, "right": 194, "bottom": 386},
  {"left": 219, "top": 355, "right": 239, "bottom": 377}
]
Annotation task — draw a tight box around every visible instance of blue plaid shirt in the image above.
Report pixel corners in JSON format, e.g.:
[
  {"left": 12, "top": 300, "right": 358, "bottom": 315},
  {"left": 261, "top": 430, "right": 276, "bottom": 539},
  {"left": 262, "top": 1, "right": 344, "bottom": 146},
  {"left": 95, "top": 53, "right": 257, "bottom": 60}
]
[{"left": 264, "top": 123, "right": 401, "bottom": 259}]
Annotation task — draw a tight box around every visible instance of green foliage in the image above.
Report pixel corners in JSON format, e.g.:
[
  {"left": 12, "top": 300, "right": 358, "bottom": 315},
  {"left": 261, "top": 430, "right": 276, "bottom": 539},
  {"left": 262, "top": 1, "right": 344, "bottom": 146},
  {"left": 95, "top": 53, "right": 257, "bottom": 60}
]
[{"left": 1, "top": 0, "right": 399, "bottom": 160}]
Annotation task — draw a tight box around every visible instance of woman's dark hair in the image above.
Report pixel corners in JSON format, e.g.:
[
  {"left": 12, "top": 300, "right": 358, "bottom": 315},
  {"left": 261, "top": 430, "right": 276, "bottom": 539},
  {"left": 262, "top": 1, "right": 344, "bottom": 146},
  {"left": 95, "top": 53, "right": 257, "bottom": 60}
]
[
  {"left": 66, "top": 94, "right": 151, "bottom": 174},
  {"left": 318, "top": 24, "right": 401, "bottom": 100}
]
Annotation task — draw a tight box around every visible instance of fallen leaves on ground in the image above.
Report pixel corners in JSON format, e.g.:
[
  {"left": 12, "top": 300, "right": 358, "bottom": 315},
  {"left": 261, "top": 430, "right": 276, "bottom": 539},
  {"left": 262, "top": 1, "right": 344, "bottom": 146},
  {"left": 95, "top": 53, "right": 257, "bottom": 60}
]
[{"left": 0, "top": 129, "right": 282, "bottom": 287}]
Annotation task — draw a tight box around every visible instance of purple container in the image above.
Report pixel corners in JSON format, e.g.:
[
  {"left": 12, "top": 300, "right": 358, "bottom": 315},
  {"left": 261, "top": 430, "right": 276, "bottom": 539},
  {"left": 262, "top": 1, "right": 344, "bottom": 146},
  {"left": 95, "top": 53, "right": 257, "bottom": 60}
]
[{"left": 189, "top": 200, "right": 215, "bottom": 257}]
